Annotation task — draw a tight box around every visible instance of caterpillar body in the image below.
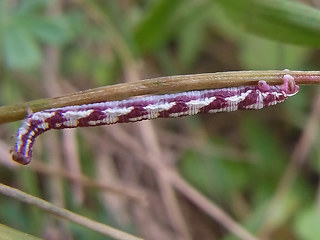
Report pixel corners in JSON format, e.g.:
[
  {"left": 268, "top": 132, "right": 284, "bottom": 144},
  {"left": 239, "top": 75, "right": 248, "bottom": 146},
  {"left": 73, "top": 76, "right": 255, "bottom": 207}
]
[{"left": 12, "top": 74, "right": 299, "bottom": 165}]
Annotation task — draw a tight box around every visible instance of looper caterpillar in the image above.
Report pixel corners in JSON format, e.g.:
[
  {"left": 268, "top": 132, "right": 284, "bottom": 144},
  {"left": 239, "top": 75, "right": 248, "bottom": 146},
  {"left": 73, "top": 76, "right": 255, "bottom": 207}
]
[{"left": 11, "top": 74, "right": 299, "bottom": 165}]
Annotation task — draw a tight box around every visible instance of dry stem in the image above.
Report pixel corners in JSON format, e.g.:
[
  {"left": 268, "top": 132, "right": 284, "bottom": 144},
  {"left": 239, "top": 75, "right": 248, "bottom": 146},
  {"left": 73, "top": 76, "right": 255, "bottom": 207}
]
[
  {"left": 1, "top": 70, "right": 320, "bottom": 124},
  {"left": 0, "top": 183, "right": 143, "bottom": 240}
]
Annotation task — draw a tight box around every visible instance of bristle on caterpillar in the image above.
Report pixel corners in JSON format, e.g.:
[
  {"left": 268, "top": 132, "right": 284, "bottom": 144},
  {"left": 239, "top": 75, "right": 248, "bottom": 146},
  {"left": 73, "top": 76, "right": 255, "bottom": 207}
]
[{"left": 11, "top": 74, "right": 299, "bottom": 165}]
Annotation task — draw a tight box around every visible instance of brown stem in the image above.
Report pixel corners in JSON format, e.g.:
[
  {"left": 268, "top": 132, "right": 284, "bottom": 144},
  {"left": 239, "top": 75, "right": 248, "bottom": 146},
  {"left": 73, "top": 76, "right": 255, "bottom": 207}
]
[
  {"left": 0, "top": 183, "right": 143, "bottom": 240},
  {"left": 1, "top": 70, "right": 319, "bottom": 124}
]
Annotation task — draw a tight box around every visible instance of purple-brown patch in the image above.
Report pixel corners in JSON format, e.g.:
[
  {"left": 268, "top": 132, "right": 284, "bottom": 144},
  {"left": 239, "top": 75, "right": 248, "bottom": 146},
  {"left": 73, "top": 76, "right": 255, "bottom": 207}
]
[{"left": 11, "top": 74, "right": 299, "bottom": 165}]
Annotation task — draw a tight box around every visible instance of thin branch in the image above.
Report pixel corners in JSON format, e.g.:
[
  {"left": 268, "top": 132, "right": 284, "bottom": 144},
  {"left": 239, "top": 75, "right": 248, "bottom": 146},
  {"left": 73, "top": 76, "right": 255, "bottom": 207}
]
[
  {"left": 105, "top": 125, "right": 259, "bottom": 240},
  {"left": 0, "top": 183, "right": 143, "bottom": 240},
  {"left": 257, "top": 89, "right": 320, "bottom": 237},
  {"left": 170, "top": 172, "right": 259, "bottom": 240},
  {"left": 31, "top": 162, "right": 147, "bottom": 204},
  {"left": 137, "top": 121, "right": 192, "bottom": 240},
  {"left": 0, "top": 140, "right": 147, "bottom": 203},
  {"left": 1, "top": 70, "right": 320, "bottom": 124}
]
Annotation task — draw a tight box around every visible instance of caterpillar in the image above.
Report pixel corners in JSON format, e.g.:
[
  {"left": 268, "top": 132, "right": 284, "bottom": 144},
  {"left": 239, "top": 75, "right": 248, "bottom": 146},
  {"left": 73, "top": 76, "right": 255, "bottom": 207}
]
[{"left": 11, "top": 74, "right": 299, "bottom": 165}]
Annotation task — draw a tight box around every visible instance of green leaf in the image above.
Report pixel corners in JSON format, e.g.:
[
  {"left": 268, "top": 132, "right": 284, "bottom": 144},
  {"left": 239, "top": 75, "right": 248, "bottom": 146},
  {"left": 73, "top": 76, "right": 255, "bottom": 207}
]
[
  {"left": 294, "top": 205, "right": 320, "bottom": 240},
  {"left": 179, "top": 148, "right": 249, "bottom": 201},
  {"left": 27, "top": 16, "right": 73, "bottom": 45},
  {"left": 0, "top": 223, "right": 42, "bottom": 240},
  {"left": 239, "top": 36, "right": 311, "bottom": 70},
  {"left": 242, "top": 117, "right": 287, "bottom": 171},
  {"left": 177, "top": 4, "right": 210, "bottom": 69},
  {"left": 15, "top": 0, "right": 49, "bottom": 16},
  {"left": 134, "top": 0, "right": 184, "bottom": 52},
  {"left": 2, "top": 27, "right": 42, "bottom": 70},
  {"left": 241, "top": 117, "right": 288, "bottom": 203},
  {"left": 215, "top": 0, "right": 320, "bottom": 47},
  {"left": 179, "top": 151, "right": 216, "bottom": 197},
  {"left": 0, "top": 1, "right": 13, "bottom": 34}
]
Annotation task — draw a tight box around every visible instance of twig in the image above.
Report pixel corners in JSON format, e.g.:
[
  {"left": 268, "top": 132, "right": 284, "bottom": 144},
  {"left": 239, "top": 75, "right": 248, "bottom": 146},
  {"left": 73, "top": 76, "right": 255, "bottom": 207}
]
[
  {"left": 0, "top": 138, "right": 146, "bottom": 203},
  {"left": 138, "top": 121, "right": 192, "bottom": 240},
  {"left": 136, "top": 122, "right": 257, "bottom": 240},
  {"left": 0, "top": 183, "right": 143, "bottom": 240},
  {"left": 1, "top": 70, "right": 319, "bottom": 124},
  {"left": 257, "top": 88, "right": 320, "bottom": 237},
  {"left": 105, "top": 125, "right": 259, "bottom": 240},
  {"left": 170, "top": 172, "right": 259, "bottom": 240},
  {"left": 31, "top": 162, "right": 147, "bottom": 204}
]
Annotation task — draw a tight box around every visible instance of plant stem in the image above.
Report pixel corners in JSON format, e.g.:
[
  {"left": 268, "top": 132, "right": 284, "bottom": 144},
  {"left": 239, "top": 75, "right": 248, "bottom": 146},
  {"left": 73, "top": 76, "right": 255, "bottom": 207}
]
[
  {"left": 1, "top": 70, "right": 319, "bottom": 124},
  {"left": 0, "top": 183, "right": 143, "bottom": 240}
]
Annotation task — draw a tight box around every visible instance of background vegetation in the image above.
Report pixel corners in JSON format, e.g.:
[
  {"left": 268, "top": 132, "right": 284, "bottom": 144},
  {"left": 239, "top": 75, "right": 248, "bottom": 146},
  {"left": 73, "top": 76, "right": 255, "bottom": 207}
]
[{"left": 0, "top": 0, "right": 320, "bottom": 239}]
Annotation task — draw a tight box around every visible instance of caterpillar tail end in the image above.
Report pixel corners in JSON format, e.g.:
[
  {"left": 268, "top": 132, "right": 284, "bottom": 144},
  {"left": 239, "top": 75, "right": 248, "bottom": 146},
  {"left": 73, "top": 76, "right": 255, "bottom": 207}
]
[
  {"left": 10, "top": 150, "right": 31, "bottom": 165},
  {"left": 282, "top": 74, "right": 299, "bottom": 96}
]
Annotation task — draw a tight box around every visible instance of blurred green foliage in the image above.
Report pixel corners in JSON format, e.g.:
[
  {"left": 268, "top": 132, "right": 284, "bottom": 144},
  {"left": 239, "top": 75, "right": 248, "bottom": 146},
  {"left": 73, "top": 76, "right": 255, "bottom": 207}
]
[
  {"left": 0, "top": 223, "right": 41, "bottom": 240},
  {"left": 0, "top": 0, "right": 74, "bottom": 70},
  {"left": 294, "top": 206, "right": 320, "bottom": 240},
  {"left": 0, "top": 0, "right": 320, "bottom": 239},
  {"left": 216, "top": 0, "right": 320, "bottom": 46}
]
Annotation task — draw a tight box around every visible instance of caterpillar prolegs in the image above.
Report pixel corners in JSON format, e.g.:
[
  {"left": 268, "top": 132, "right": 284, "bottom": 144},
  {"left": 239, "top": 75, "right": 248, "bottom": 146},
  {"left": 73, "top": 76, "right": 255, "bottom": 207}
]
[{"left": 11, "top": 74, "right": 299, "bottom": 165}]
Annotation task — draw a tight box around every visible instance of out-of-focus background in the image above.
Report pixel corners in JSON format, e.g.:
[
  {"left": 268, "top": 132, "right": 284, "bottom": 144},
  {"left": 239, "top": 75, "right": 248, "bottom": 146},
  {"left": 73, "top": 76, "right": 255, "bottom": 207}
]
[{"left": 0, "top": 0, "right": 320, "bottom": 239}]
